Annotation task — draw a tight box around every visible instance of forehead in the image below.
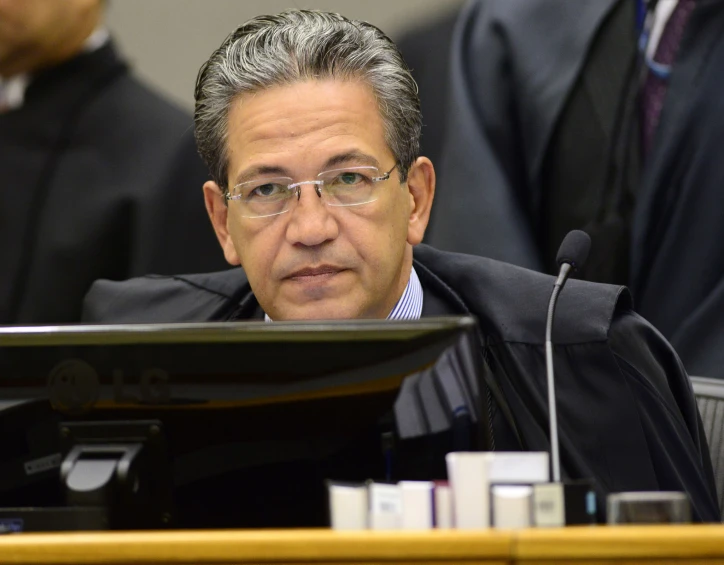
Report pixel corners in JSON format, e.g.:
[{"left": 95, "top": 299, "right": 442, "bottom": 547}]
[{"left": 225, "top": 79, "right": 391, "bottom": 178}]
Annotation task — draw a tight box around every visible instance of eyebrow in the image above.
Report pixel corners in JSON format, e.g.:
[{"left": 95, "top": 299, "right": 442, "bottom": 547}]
[
  {"left": 233, "top": 165, "right": 289, "bottom": 186},
  {"left": 322, "top": 151, "right": 381, "bottom": 170},
  {"left": 232, "top": 151, "right": 382, "bottom": 186}
]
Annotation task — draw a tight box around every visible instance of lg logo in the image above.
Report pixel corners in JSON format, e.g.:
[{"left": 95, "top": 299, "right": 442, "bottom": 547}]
[
  {"left": 113, "top": 367, "right": 170, "bottom": 404},
  {"left": 47, "top": 359, "right": 99, "bottom": 413},
  {"left": 47, "top": 359, "right": 170, "bottom": 412}
]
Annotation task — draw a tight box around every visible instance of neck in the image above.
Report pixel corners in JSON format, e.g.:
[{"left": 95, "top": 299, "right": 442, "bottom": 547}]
[
  {"left": 0, "top": 8, "right": 102, "bottom": 78},
  {"left": 382, "top": 246, "right": 414, "bottom": 318}
]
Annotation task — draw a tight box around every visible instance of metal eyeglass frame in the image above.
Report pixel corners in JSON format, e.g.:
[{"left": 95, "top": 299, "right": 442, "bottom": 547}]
[{"left": 225, "top": 163, "right": 399, "bottom": 218}]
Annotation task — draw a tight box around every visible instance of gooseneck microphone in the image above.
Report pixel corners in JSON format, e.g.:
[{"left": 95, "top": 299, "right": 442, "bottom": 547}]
[{"left": 546, "top": 230, "right": 591, "bottom": 483}]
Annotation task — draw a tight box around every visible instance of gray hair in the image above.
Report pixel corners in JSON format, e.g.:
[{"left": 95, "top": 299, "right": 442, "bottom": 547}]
[{"left": 194, "top": 10, "right": 421, "bottom": 190}]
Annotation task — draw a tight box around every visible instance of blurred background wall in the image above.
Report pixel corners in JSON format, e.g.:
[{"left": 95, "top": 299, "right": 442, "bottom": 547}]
[{"left": 106, "top": 0, "right": 465, "bottom": 111}]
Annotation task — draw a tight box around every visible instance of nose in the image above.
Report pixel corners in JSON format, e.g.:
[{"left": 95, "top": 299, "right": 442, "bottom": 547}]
[{"left": 285, "top": 183, "right": 339, "bottom": 247}]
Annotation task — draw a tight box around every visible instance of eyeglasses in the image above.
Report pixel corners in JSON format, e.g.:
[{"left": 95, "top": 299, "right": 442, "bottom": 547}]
[{"left": 225, "top": 163, "right": 398, "bottom": 218}]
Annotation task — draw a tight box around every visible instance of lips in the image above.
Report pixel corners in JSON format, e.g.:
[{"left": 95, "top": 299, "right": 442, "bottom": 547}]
[{"left": 285, "top": 265, "right": 344, "bottom": 280}]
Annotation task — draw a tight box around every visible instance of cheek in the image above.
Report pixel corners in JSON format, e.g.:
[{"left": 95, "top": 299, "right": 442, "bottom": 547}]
[
  {"left": 231, "top": 218, "right": 285, "bottom": 274},
  {"left": 340, "top": 206, "right": 407, "bottom": 270},
  {"left": 4, "top": 6, "right": 40, "bottom": 36},
  {"left": 0, "top": 18, "right": 25, "bottom": 45},
  {"left": 380, "top": 191, "right": 412, "bottom": 244}
]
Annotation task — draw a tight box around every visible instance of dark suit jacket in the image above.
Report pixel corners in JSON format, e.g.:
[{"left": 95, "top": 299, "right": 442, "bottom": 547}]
[
  {"left": 631, "top": 0, "right": 724, "bottom": 378},
  {"left": 83, "top": 244, "right": 720, "bottom": 523},
  {"left": 0, "top": 41, "right": 227, "bottom": 324}
]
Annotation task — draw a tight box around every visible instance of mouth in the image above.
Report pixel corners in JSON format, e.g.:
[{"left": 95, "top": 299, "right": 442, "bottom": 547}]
[{"left": 285, "top": 265, "right": 345, "bottom": 282}]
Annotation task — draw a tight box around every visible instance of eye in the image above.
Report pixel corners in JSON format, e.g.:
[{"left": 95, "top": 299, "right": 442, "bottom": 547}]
[
  {"left": 340, "top": 172, "right": 362, "bottom": 185},
  {"left": 250, "top": 183, "right": 285, "bottom": 198},
  {"left": 332, "top": 172, "right": 369, "bottom": 187}
]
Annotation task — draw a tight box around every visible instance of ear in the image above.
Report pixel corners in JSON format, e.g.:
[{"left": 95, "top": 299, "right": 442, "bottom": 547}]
[
  {"left": 405, "top": 157, "right": 435, "bottom": 246},
  {"left": 203, "top": 180, "right": 241, "bottom": 266}
]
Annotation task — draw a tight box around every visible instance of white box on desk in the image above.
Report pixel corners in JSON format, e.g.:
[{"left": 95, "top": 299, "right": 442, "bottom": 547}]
[
  {"left": 399, "top": 481, "right": 434, "bottom": 530},
  {"left": 328, "top": 483, "right": 368, "bottom": 531},
  {"left": 368, "top": 482, "right": 402, "bottom": 530},
  {"left": 445, "top": 452, "right": 549, "bottom": 529}
]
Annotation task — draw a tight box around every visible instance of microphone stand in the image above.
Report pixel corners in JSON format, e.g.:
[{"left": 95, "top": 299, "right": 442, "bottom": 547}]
[
  {"left": 545, "top": 262, "right": 572, "bottom": 483},
  {"left": 533, "top": 231, "right": 596, "bottom": 527}
]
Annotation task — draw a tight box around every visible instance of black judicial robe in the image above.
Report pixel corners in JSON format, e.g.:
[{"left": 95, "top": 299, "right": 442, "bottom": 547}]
[
  {"left": 427, "top": 0, "right": 724, "bottom": 380},
  {"left": 0, "top": 41, "right": 227, "bottom": 325},
  {"left": 426, "top": 0, "right": 619, "bottom": 270},
  {"left": 83, "top": 244, "right": 721, "bottom": 523}
]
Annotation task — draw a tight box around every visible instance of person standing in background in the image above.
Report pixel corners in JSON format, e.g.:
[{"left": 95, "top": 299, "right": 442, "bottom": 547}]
[
  {"left": 395, "top": 4, "right": 461, "bottom": 172},
  {"left": 428, "top": 0, "right": 724, "bottom": 379},
  {"left": 0, "top": 0, "right": 227, "bottom": 325}
]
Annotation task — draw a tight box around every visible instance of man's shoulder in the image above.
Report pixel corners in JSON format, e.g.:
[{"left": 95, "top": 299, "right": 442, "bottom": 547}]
[
  {"left": 85, "top": 70, "right": 192, "bottom": 143},
  {"left": 414, "top": 244, "right": 632, "bottom": 344},
  {"left": 82, "top": 269, "right": 251, "bottom": 324}
]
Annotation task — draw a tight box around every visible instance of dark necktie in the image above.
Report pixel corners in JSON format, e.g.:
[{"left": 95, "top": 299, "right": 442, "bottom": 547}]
[{"left": 641, "top": 0, "right": 696, "bottom": 157}]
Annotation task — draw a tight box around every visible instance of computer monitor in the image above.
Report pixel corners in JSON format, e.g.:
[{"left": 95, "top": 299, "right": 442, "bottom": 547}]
[{"left": 0, "top": 317, "right": 486, "bottom": 531}]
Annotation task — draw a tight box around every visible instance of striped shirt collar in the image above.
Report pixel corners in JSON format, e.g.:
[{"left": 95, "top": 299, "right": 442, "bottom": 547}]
[
  {"left": 264, "top": 266, "right": 423, "bottom": 322},
  {"left": 387, "top": 266, "right": 423, "bottom": 321}
]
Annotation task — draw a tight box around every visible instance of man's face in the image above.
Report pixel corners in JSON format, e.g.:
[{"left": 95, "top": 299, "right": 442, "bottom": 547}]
[
  {"left": 204, "top": 79, "right": 434, "bottom": 321},
  {"left": 0, "top": 0, "right": 99, "bottom": 76}
]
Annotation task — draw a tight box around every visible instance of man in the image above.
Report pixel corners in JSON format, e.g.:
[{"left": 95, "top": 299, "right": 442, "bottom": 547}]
[
  {"left": 427, "top": 0, "right": 724, "bottom": 380},
  {"left": 83, "top": 10, "right": 720, "bottom": 523},
  {"left": 0, "top": 0, "right": 227, "bottom": 325}
]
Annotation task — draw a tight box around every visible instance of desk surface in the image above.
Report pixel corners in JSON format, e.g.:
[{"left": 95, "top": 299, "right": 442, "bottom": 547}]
[
  {"left": 0, "top": 529, "right": 511, "bottom": 565},
  {"left": 517, "top": 525, "right": 724, "bottom": 563},
  {"left": 2, "top": 526, "right": 724, "bottom": 564}
]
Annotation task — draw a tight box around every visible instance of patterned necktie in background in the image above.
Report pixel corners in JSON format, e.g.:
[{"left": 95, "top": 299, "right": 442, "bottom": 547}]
[{"left": 641, "top": 0, "right": 696, "bottom": 158}]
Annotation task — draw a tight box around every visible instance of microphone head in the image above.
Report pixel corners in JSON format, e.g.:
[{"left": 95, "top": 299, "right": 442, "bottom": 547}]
[{"left": 556, "top": 230, "right": 591, "bottom": 271}]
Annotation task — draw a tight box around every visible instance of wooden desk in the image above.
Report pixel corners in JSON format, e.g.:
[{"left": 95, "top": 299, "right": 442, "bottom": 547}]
[
  {"left": 517, "top": 525, "right": 724, "bottom": 564},
  {"left": 0, "top": 529, "right": 512, "bottom": 565},
  {"left": 2, "top": 526, "right": 724, "bottom": 564}
]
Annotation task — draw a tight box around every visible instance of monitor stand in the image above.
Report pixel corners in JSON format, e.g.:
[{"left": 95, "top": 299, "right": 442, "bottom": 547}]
[{"left": 0, "top": 420, "right": 171, "bottom": 532}]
